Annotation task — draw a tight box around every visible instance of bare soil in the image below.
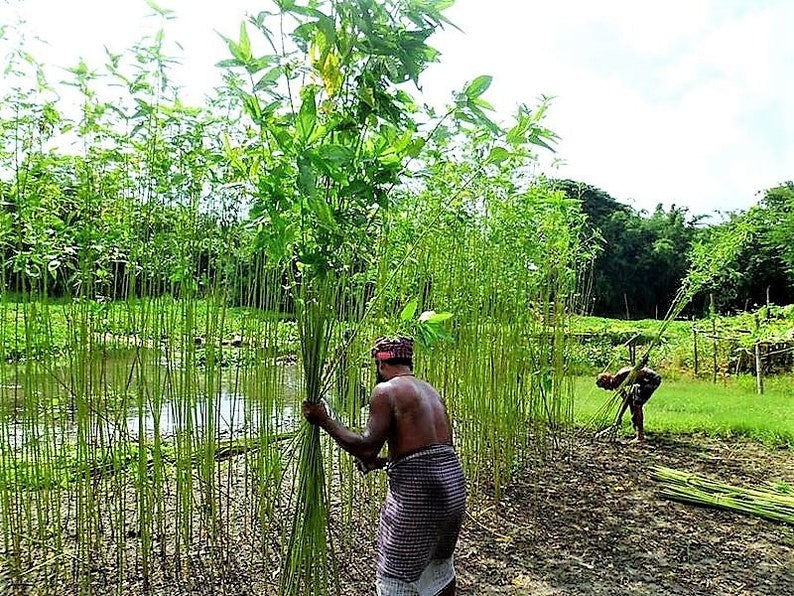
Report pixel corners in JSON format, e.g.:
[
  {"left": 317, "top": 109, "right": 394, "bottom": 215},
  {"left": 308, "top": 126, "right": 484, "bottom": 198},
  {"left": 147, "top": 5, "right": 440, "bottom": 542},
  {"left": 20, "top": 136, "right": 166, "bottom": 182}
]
[{"left": 450, "top": 433, "right": 794, "bottom": 596}]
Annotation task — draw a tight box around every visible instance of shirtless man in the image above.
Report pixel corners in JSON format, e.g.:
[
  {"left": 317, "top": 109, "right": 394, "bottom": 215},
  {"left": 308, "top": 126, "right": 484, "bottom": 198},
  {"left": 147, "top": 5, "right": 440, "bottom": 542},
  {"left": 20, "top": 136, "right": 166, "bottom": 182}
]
[
  {"left": 303, "top": 335, "right": 466, "bottom": 596},
  {"left": 596, "top": 356, "right": 662, "bottom": 443}
]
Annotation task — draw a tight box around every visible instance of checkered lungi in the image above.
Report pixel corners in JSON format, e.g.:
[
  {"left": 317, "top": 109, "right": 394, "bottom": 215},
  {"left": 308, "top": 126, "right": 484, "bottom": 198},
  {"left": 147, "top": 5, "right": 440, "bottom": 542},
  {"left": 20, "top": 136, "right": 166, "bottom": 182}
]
[
  {"left": 628, "top": 368, "right": 662, "bottom": 406},
  {"left": 376, "top": 444, "right": 466, "bottom": 596}
]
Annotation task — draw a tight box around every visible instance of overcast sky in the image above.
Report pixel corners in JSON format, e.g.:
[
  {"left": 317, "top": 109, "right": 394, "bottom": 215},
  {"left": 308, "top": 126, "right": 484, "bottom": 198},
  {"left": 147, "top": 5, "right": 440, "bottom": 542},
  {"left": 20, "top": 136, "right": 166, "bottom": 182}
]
[{"left": 4, "top": 0, "right": 793, "bottom": 217}]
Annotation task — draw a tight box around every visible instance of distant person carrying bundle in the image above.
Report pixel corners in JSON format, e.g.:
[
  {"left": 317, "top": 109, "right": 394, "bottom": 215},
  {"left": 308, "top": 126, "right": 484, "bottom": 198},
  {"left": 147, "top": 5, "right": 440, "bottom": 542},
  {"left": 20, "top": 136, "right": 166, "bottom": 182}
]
[
  {"left": 303, "top": 335, "right": 466, "bottom": 595},
  {"left": 595, "top": 355, "right": 662, "bottom": 443}
]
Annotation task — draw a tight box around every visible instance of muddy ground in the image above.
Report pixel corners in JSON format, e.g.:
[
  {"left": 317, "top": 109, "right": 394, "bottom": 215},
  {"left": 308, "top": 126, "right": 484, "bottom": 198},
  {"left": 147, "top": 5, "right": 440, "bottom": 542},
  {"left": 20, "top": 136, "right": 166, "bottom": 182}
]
[
  {"left": 449, "top": 433, "right": 794, "bottom": 596},
  {"left": 2, "top": 433, "right": 792, "bottom": 595}
]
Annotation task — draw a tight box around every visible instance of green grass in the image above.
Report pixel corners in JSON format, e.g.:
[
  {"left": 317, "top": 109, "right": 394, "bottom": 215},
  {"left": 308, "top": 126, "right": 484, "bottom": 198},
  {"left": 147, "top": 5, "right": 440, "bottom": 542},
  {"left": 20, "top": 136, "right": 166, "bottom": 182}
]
[
  {"left": 0, "top": 297, "right": 300, "bottom": 361},
  {"left": 574, "top": 374, "right": 794, "bottom": 446}
]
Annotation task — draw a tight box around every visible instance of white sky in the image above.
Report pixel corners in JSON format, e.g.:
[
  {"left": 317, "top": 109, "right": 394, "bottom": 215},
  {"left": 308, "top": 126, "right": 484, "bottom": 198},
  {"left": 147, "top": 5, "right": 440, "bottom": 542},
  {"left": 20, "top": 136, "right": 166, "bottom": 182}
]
[{"left": 3, "top": 0, "right": 793, "bottom": 217}]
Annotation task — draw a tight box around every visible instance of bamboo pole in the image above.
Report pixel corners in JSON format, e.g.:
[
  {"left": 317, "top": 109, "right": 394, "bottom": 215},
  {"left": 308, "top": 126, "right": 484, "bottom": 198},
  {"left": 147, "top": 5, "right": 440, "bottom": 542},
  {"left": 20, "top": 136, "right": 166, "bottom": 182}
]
[
  {"left": 712, "top": 318, "right": 717, "bottom": 384},
  {"left": 693, "top": 325, "right": 699, "bottom": 375},
  {"left": 766, "top": 286, "right": 770, "bottom": 321},
  {"left": 753, "top": 313, "right": 764, "bottom": 395}
]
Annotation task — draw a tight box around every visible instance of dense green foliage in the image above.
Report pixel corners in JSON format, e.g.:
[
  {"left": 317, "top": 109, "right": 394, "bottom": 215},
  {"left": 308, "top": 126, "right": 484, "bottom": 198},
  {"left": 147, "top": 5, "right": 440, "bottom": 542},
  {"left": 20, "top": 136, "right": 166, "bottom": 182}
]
[
  {"left": 554, "top": 180, "right": 700, "bottom": 319},
  {"left": 697, "top": 182, "right": 794, "bottom": 312},
  {"left": 1, "top": 21, "right": 791, "bottom": 322},
  {"left": 0, "top": 1, "right": 585, "bottom": 593},
  {"left": 555, "top": 180, "right": 794, "bottom": 319}
]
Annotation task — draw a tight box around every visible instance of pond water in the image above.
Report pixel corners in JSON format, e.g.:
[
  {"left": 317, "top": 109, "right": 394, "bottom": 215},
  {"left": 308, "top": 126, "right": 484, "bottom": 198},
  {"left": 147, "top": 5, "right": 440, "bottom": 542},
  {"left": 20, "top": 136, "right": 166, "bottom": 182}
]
[{"left": 0, "top": 347, "right": 314, "bottom": 451}]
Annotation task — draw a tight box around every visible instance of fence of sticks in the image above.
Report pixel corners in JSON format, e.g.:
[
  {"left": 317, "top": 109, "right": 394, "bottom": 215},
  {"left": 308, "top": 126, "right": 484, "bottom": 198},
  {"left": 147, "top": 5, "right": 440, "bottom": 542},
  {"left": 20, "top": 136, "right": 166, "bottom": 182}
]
[{"left": 691, "top": 324, "right": 794, "bottom": 394}]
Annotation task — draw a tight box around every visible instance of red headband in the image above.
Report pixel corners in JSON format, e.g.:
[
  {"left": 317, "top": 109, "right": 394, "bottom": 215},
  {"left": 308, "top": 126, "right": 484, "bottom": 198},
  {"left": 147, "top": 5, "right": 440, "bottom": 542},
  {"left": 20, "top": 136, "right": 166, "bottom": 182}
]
[{"left": 371, "top": 336, "right": 414, "bottom": 360}]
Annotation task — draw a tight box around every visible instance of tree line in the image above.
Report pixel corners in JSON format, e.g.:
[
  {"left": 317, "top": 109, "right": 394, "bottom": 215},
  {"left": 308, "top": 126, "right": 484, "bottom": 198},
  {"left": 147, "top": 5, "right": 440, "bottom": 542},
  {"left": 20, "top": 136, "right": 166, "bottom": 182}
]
[{"left": 555, "top": 179, "right": 794, "bottom": 319}]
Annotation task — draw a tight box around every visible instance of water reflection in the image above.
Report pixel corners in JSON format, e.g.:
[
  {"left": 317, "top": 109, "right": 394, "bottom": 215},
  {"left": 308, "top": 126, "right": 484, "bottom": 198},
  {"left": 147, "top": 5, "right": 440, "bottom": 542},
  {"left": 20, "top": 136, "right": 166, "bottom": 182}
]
[
  {"left": 124, "top": 387, "right": 303, "bottom": 440},
  {"left": 0, "top": 348, "right": 307, "bottom": 451}
]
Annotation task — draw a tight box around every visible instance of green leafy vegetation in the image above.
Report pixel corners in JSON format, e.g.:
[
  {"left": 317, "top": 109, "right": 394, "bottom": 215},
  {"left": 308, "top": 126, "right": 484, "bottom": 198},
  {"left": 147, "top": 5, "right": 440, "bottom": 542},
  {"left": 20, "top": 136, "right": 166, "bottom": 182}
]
[
  {"left": 2, "top": 0, "right": 793, "bottom": 593},
  {"left": 0, "top": 1, "right": 580, "bottom": 592}
]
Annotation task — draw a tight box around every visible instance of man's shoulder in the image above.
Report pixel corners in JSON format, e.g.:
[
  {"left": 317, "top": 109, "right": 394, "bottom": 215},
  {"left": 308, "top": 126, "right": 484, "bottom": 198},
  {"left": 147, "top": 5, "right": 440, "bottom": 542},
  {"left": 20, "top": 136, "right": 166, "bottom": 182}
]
[
  {"left": 368, "top": 386, "right": 397, "bottom": 417},
  {"left": 371, "top": 377, "right": 417, "bottom": 399},
  {"left": 370, "top": 383, "right": 391, "bottom": 400},
  {"left": 377, "top": 376, "right": 438, "bottom": 405}
]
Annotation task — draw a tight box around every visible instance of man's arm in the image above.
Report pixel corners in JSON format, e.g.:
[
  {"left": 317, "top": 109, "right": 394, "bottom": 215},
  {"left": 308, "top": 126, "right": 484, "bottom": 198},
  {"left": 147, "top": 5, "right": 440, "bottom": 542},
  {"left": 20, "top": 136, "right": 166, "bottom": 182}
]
[
  {"left": 611, "top": 368, "right": 631, "bottom": 389},
  {"left": 303, "top": 388, "right": 392, "bottom": 462}
]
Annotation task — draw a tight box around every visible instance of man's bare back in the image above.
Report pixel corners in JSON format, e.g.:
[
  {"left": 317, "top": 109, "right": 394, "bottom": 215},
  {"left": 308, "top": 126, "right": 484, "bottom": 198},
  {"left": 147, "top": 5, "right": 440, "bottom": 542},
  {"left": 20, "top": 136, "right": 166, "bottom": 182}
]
[
  {"left": 302, "top": 354, "right": 453, "bottom": 468},
  {"left": 373, "top": 374, "right": 452, "bottom": 460}
]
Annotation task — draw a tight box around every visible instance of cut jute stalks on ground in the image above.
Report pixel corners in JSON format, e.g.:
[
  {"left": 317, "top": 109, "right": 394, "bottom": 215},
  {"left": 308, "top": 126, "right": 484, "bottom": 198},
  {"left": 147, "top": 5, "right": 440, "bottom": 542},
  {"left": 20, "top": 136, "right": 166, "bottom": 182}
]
[{"left": 651, "top": 466, "right": 794, "bottom": 525}]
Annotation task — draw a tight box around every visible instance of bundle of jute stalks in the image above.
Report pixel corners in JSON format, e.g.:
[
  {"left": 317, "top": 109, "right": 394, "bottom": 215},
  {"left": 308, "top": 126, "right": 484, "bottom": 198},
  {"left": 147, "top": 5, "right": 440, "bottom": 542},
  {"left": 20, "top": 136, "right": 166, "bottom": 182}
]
[{"left": 651, "top": 466, "right": 794, "bottom": 525}]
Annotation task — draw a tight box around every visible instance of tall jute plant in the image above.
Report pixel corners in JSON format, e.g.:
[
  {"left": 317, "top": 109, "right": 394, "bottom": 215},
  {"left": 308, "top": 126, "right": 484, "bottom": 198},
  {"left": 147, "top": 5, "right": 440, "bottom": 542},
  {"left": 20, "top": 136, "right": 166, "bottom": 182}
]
[
  {"left": 0, "top": 5, "right": 277, "bottom": 588},
  {"left": 217, "top": 1, "right": 466, "bottom": 592},
  {"left": 362, "top": 103, "right": 584, "bottom": 496}
]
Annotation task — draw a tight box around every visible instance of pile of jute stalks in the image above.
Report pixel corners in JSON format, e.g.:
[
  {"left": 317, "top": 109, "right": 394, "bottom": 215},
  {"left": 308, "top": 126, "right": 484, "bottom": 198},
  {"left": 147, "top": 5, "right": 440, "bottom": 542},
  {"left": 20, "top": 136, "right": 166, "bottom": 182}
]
[{"left": 651, "top": 466, "right": 794, "bottom": 525}]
